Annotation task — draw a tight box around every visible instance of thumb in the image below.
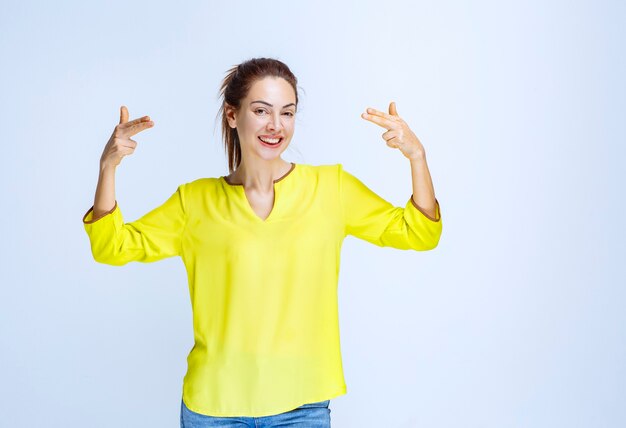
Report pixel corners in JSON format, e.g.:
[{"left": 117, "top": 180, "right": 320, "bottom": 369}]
[
  {"left": 389, "top": 101, "right": 398, "bottom": 117},
  {"left": 119, "top": 105, "right": 129, "bottom": 124}
]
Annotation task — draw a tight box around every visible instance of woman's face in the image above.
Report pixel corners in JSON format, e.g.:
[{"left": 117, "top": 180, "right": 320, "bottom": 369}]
[{"left": 227, "top": 76, "right": 297, "bottom": 162}]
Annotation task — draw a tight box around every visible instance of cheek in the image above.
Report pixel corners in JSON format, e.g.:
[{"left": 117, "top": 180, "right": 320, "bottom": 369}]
[{"left": 283, "top": 121, "right": 295, "bottom": 133}]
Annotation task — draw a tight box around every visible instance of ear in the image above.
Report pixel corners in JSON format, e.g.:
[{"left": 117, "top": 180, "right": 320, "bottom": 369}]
[{"left": 225, "top": 103, "right": 238, "bottom": 129}]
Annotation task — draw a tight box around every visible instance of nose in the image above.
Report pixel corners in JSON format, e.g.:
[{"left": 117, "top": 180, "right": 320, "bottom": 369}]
[{"left": 267, "top": 112, "right": 283, "bottom": 132}]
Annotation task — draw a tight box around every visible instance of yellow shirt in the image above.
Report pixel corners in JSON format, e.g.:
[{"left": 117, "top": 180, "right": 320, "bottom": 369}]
[{"left": 82, "top": 162, "right": 442, "bottom": 417}]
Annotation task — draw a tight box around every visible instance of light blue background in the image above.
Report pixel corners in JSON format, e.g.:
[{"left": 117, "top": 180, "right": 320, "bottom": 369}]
[{"left": 1, "top": 1, "right": 624, "bottom": 427}]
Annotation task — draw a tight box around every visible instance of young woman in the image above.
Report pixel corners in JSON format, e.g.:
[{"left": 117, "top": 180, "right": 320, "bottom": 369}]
[{"left": 82, "top": 57, "right": 442, "bottom": 427}]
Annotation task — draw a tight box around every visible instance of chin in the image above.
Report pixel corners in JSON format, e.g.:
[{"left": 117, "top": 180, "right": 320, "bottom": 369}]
[{"left": 256, "top": 149, "right": 287, "bottom": 160}]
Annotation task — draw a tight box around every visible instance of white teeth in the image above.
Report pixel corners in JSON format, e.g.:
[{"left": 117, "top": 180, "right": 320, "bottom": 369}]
[{"left": 259, "top": 137, "right": 281, "bottom": 144}]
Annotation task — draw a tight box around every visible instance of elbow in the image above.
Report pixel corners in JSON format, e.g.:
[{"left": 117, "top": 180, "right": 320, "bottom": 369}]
[
  {"left": 413, "top": 241, "right": 439, "bottom": 252},
  {"left": 91, "top": 253, "right": 125, "bottom": 266},
  {"left": 426, "top": 230, "right": 442, "bottom": 250},
  {"left": 426, "top": 240, "right": 440, "bottom": 251},
  {"left": 430, "top": 230, "right": 442, "bottom": 249},
  {"left": 85, "top": 231, "right": 130, "bottom": 266},
  {"left": 90, "top": 246, "right": 128, "bottom": 266},
  {"left": 411, "top": 230, "right": 442, "bottom": 251},
  {"left": 93, "top": 255, "right": 128, "bottom": 266}
]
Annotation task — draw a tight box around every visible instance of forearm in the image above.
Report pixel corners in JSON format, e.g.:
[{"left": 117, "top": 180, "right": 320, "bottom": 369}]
[
  {"left": 93, "top": 164, "right": 117, "bottom": 219},
  {"left": 409, "top": 153, "right": 438, "bottom": 220}
]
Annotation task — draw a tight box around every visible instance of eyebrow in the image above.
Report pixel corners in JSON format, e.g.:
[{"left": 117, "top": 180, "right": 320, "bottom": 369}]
[{"left": 251, "top": 100, "right": 296, "bottom": 109}]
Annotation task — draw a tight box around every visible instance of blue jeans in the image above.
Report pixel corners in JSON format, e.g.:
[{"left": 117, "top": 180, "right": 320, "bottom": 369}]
[{"left": 180, "top": 398, "right": 331, "bottom": 427}]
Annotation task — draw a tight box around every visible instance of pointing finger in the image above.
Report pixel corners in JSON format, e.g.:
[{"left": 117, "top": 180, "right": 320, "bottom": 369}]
[
  {"left": 118, "top": 115, "right": 152, "bottom": 129},
  {"left": 366, "top": 107, "right": 398, "bottom": 121},
  {"left": 361, "top": 109, "right": 398, "bottom": 130},
  {"left": 120, "top": 118, "right": 154, "bottom": 136}
]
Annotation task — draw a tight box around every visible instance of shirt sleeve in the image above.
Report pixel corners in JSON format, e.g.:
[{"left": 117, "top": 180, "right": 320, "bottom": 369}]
[
  {"left": 82, "top": 185, "right": 188, "bottom": 265},
  {"left": 338, "top": 163, "right": 442, "bottom": 250}
]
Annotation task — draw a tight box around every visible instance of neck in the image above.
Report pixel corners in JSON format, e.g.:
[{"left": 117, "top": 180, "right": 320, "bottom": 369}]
[{"left": 230, "top": 157, "right": 291, "bottom": 191}]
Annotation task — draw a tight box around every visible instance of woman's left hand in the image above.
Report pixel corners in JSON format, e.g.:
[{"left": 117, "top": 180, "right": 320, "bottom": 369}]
[{"left": 361, "top": 102, "right": 425, "bottom": 160}]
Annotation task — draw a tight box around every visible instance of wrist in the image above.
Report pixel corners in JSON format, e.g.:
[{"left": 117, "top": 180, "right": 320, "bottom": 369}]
[
  {"left": 99, "top": 162, "right": 117, "bottom": 175},
  {"left": 408, "top": 150, "right": 426, "bottom": 162}
]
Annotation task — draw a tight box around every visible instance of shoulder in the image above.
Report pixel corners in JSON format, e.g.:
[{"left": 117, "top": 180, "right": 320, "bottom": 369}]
[
  {"left": 298, "top": 162, "right": 343, "bottom": 177},
  {"left": 175, "top": 177, "right": 218, "bottom": 191},
  {"left": 295, "top": 163, "right": 344, "bottom": 188},
  {"left": 173, "top": 177, "right": 222, "bottom": 201},
  {"left": 184, "top": 177, "right": 220, "bottom": 188}
]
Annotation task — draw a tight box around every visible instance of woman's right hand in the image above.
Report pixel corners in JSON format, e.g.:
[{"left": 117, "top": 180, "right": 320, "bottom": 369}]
[{"left": 100, "top": 105, "right": 154, "bottom": 170}]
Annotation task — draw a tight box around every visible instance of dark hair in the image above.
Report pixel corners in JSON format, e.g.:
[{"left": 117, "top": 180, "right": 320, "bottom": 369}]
[{"left": 215, "top": 57, "right": 300, "bottom": 173}]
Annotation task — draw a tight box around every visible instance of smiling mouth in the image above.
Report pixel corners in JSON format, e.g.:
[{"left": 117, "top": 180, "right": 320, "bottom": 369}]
[{"left": 258, "top": 136, "right": 283, "bottom": 146}]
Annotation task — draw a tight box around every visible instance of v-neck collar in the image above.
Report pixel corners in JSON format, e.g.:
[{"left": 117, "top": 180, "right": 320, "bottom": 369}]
[
  {"left": 221, "top": 162, "right": 296, "bottom": 187},
  {"left": 220, "top": 162, "right": 297, "bottom": 223}
]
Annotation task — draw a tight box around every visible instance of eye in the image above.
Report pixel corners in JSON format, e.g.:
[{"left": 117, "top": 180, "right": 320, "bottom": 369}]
[
  {"left": 284, "top": 112, "right": 294, "bottom": 117},
  {"left": 255, "top": 108, "right": 267, "bottom": 115}
]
